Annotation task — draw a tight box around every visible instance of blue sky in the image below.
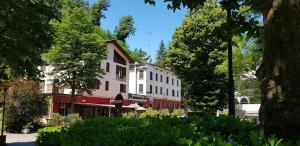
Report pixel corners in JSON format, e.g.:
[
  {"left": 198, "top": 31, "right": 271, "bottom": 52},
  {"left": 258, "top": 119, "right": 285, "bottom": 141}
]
[{"left": 88, "top": 0, "right": 187, "bottom": 61}]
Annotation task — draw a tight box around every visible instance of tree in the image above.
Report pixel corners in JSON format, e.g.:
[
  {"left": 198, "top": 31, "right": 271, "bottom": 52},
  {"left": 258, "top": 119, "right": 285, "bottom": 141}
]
[
  {"left": 255, "top": 0, "right": 300, "bottom": 140},
  {"left": 89, "top": 0, "right": 110, "bottom": 26},
  {"left": 155, "top": 40, "right": 167, "bottom": 66},
  {"left": 5, "top": 79, "right": 48, "bottom": 132},
  {"left": 45, "top": 0, "right": 107, "bottom": 113},
  {"left": 130, "top": 48, "right": 151, "bottom": 62},
  {"left": 217, "top": 36, "right": 262, "bottom": 103},
  {"left": 114, "top": 15, "right": 136, "bottom": 42},
  {"left": 165, "top": 0, "right": 227, "bottom": 113},
  {"left": 146, "top": 0, "right": 300, "bottom": 139},
  {"left": 0, "top": 0, "right": 59, "bottom": 80}
]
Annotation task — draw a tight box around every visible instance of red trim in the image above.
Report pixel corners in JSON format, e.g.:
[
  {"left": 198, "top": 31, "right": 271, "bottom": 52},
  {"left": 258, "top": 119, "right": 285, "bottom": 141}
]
[
  {"left": 106, "top": 40, "right": 133, "bottom": 63},
  {"left": 152, "top": 98, "right": 181, "bottom": 110},
  {"left": 52, "top": 95, "right": 131, "bottom": 113}
]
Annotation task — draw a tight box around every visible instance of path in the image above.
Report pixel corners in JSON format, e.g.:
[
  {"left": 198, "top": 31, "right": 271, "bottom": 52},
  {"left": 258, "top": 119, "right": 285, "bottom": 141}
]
[{"left": 6, "top": 133, "right": 37, "bottom": 146}]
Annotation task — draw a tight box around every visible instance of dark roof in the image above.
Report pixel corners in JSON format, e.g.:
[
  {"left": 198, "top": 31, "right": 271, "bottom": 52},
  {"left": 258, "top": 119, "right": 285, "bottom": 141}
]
[{"left": 105, "top": 40, "right": 133, "bottom": 63}]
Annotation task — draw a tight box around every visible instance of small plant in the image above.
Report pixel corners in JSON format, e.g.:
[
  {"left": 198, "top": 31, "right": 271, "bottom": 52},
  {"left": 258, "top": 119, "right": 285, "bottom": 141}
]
[
  {"left": 47, "top": 113, "right": 65, "bottom": 127},
  {"left": 171, "top": 108, "right": 185, "bottom": 117},
  {"left": 64, "top": 113, "right": 82, "bottom": 127},
  {"left": 122, "top": 111, "right": 138, "bottom": 119}
]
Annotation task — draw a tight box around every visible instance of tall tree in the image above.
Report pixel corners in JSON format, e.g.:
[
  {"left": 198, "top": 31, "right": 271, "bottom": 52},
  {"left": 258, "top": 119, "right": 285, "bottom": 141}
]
[
  {"left": 114, "top": 15, "right": 136, "bottom": 42},
  {"left": 155, "top": 40, "right": 167, "bottom": 66},
  {"left": 45, "top": 0, "right": 107, "bottom": 113},
  {"left": 0, "top": 0, "right": 59, "bottom": 80},
  {"left": 146, "top": 0, "right": 300, "bottom": 139},
  {"left": 89, "top": 0, "right": 110, "bottom": 26},
  {"left": 130, "top": 48, "right": 151, "bottom": 62},
  {"left": 256, "top": 0, "right": 300, "bottom": 140},
  {"left": 165, "top": 0, "right": 227, "bottom": 113}
]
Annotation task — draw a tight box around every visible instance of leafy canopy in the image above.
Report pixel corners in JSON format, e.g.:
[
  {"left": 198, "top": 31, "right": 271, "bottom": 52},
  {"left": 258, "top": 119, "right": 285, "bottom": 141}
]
[
  {"left": 165, "top": 0, "right": 228, "bottom": 112},
  {"left": 44, "top": 0, "right": 107, "bottom": 96},
  {"left": 114, "top": 15, "right": 136, "bottom": 42},
  {"left": 0, "top": 0, "right": 59, "bottom": 79}
]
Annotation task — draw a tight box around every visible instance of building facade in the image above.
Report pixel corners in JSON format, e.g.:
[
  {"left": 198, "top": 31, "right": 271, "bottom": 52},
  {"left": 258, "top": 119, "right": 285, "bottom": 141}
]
[
  {"left": 129, "top": 63, "right": 182, "bottom": 110},
  {"left": 41, "top": 40, "right": 133, "bottom": 117}
]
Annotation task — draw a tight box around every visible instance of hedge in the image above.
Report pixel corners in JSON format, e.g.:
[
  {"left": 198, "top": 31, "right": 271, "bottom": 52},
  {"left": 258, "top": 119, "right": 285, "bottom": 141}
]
[{"left": 37, "top": 115, "right": 288, "bottom": 146}]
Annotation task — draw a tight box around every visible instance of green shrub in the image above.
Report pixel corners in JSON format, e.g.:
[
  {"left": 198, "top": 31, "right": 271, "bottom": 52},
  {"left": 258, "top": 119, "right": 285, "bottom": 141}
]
[
  {"left": 47, "top": 113, "right": 82, "bottom": 127},
  {"left": 65, "top": 113, "right": 81, "bottom": 127},
  {"left": 47, "top": 113, "right": 64, "bottom": 127},
  {"left": 139, "top": 108, "right": 159, "bottom": 118},
  {"left": 122, "top": 111, "right": 138, "bottom": 118},
  {"left": 171, "top": 109, "right": 185, "bottom": 117},
  {"left": 37, "top": 115, "right": 292, "bottom": 146},
  {"left": 36, "top": 126, "right": 64, "bottom": 146}
]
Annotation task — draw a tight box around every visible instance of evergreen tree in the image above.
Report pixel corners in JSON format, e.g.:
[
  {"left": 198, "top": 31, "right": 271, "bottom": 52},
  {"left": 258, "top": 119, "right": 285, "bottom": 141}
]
[
  {"left": 130, "top": 48, "right": 151, "bottom": 62},
  {"left": 155, "top": 40, "right": 167, "bottom": 66}
]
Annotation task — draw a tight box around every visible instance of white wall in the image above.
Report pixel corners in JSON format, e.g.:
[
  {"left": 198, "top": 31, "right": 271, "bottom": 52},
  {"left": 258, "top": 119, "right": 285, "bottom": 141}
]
[
  {"left": 129, "top": 63, "right": 181, "bottom": 101},
  {"left": 83, "top": 43, "right": 130, "bottom": 99},
  {"left": 42, "top": 42, "right": 130, "bottom": 99}
]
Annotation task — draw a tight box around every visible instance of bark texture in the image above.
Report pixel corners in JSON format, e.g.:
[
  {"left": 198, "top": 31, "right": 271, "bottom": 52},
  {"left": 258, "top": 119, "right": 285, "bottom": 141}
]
[{"left": 257, "top": 0, "right": 300, "bottom": 140}]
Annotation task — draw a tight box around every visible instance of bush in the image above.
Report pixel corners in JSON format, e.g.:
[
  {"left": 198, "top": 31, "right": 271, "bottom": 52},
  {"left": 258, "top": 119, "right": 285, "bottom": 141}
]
[
  {"left": 36, "top": 126, "right": 64, "bottom": 146},
  {"left": 171, "top": 109, "right": 185, "bottom": 117},
  {"left": 5, "top": 79, "right": 48, "bottom": 132},
  {"left": 47, "top": 113, "right": 64, "bottom": 127},
  {"left": 64, "top": 113, "right": 81, "bottom": 127},
  {"left": 47, "top": 113, "right": 82, "bottom": 127},
  {"left": 37, "top": 115, "right": 293, "bottom": 146}
]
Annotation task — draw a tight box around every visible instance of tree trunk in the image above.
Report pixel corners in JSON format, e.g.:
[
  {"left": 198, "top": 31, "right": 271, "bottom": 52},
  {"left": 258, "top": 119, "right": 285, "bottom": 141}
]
[{"left": 258, "top": 0, "right": 300, "bottom": 140}]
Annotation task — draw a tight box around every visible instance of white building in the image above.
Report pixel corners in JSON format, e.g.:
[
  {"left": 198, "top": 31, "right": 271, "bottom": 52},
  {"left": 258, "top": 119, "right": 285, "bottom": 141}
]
[
  {"left": 129, "top": 63, "right": 182, "bottom": 110},
  {"left": 41, "top": 40, "right": 133, "bottom": 116}
]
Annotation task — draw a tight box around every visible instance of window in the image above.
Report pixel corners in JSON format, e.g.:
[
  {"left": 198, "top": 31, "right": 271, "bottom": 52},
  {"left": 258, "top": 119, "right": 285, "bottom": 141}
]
[
  {"left": 166, "top": 88, "right": 169, "bottom": 96},
  {"left": 116, "top": 65, "right": 126, "bottom": 79},
  {"left": 105, "top": 81, "right": 109, "bottom": 91},
  {"left": 160, "top": 87, "right": 163, "bottom": 95},
  {"left": 106, "top": 62, "right": 110, "bottom": 72},
  {"left": 172, "top": 78, "right": 174, "bottom": 85},
  {"left": 177, "top": 80, "right": 179, "bottom": 86},
  {"left": 172, "top": 89, "right": 175, "bottom": 96},
  {"left": 113, "top": 50, "right": 126, "bottom": 65},
  {"left": 149, "top": 85, "right": 153, "bottom": 93},
  {"left": 93, "top": 79, "right": 100, "bottom": 89},
  {"left": 150, "top": 71, "right": 153, "bottom": 80},
  {"left": 139, "top": 70, "right": 144, "bottom": 80},
  {"left": 160, "top": 75, "right": 163, "bottom": 82},
  {"left": 139, "top": 84, "right": 143, "bottom": 93},
  {"left": 155, "top": 86, "right": 158, "bottom": 94},
  {"left": 155, "top": 73, "right": 158, "bottom": 81},
  {"left": 120, "top": 84, "right": 126, "bottom": 93},
  {"left": 166, "top": 76, "right": 169, "bottom": 84},
  {"left": 177, "top": 90, "right": 179, "bottom": 97}
]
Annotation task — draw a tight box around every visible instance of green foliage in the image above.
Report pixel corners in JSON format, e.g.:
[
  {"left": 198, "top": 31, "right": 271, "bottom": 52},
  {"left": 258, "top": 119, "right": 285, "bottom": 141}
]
[
  {"left": 114, "top": 15, "right": 136, "bottom": 42},
  {"left": 64, "top": 113, "right": 82, "bottom": 127},
  {"left": 44, "top": 0, "right": 108, "bottom": 112},
  {"left": 130, "top": 48, "right": 151, "bottom": 62},
  {"left": 0, "top": 0, "right": 59, "bottom": 79},
  {"left": 155, "top": 40, "right": 167, "bottom": 66},
  {"left": 37, "top": 115, "right": 292, "bottom": 146},
  {"left": 5, "top": 79, "right": 48, "bottom": 132},
  {"left": 166, "top": 0, "right": 227, "bottom": 112},
  {"left": 89, "top": 0, "right": 110, "bottom": 26},
  {"left": 47, "top": 113, "right": 65, "bottom": 127},
  {"left": 171, "top": 108, "right": 185, "bottom": 117},
  {"left": 122, "top": 111, "right": 138, "bottom": 119},
  {"left": 139, "top": 108, "right": 159, "bottom": 118},
  {"left": 47, "top": 113, "right": 82, "bottom": 127},
  {"left": 36, "top": 126, "right": 64, "bottom": 146},
  {"left": 218, "top": 36, "right": 262, "bottom": 103}
]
